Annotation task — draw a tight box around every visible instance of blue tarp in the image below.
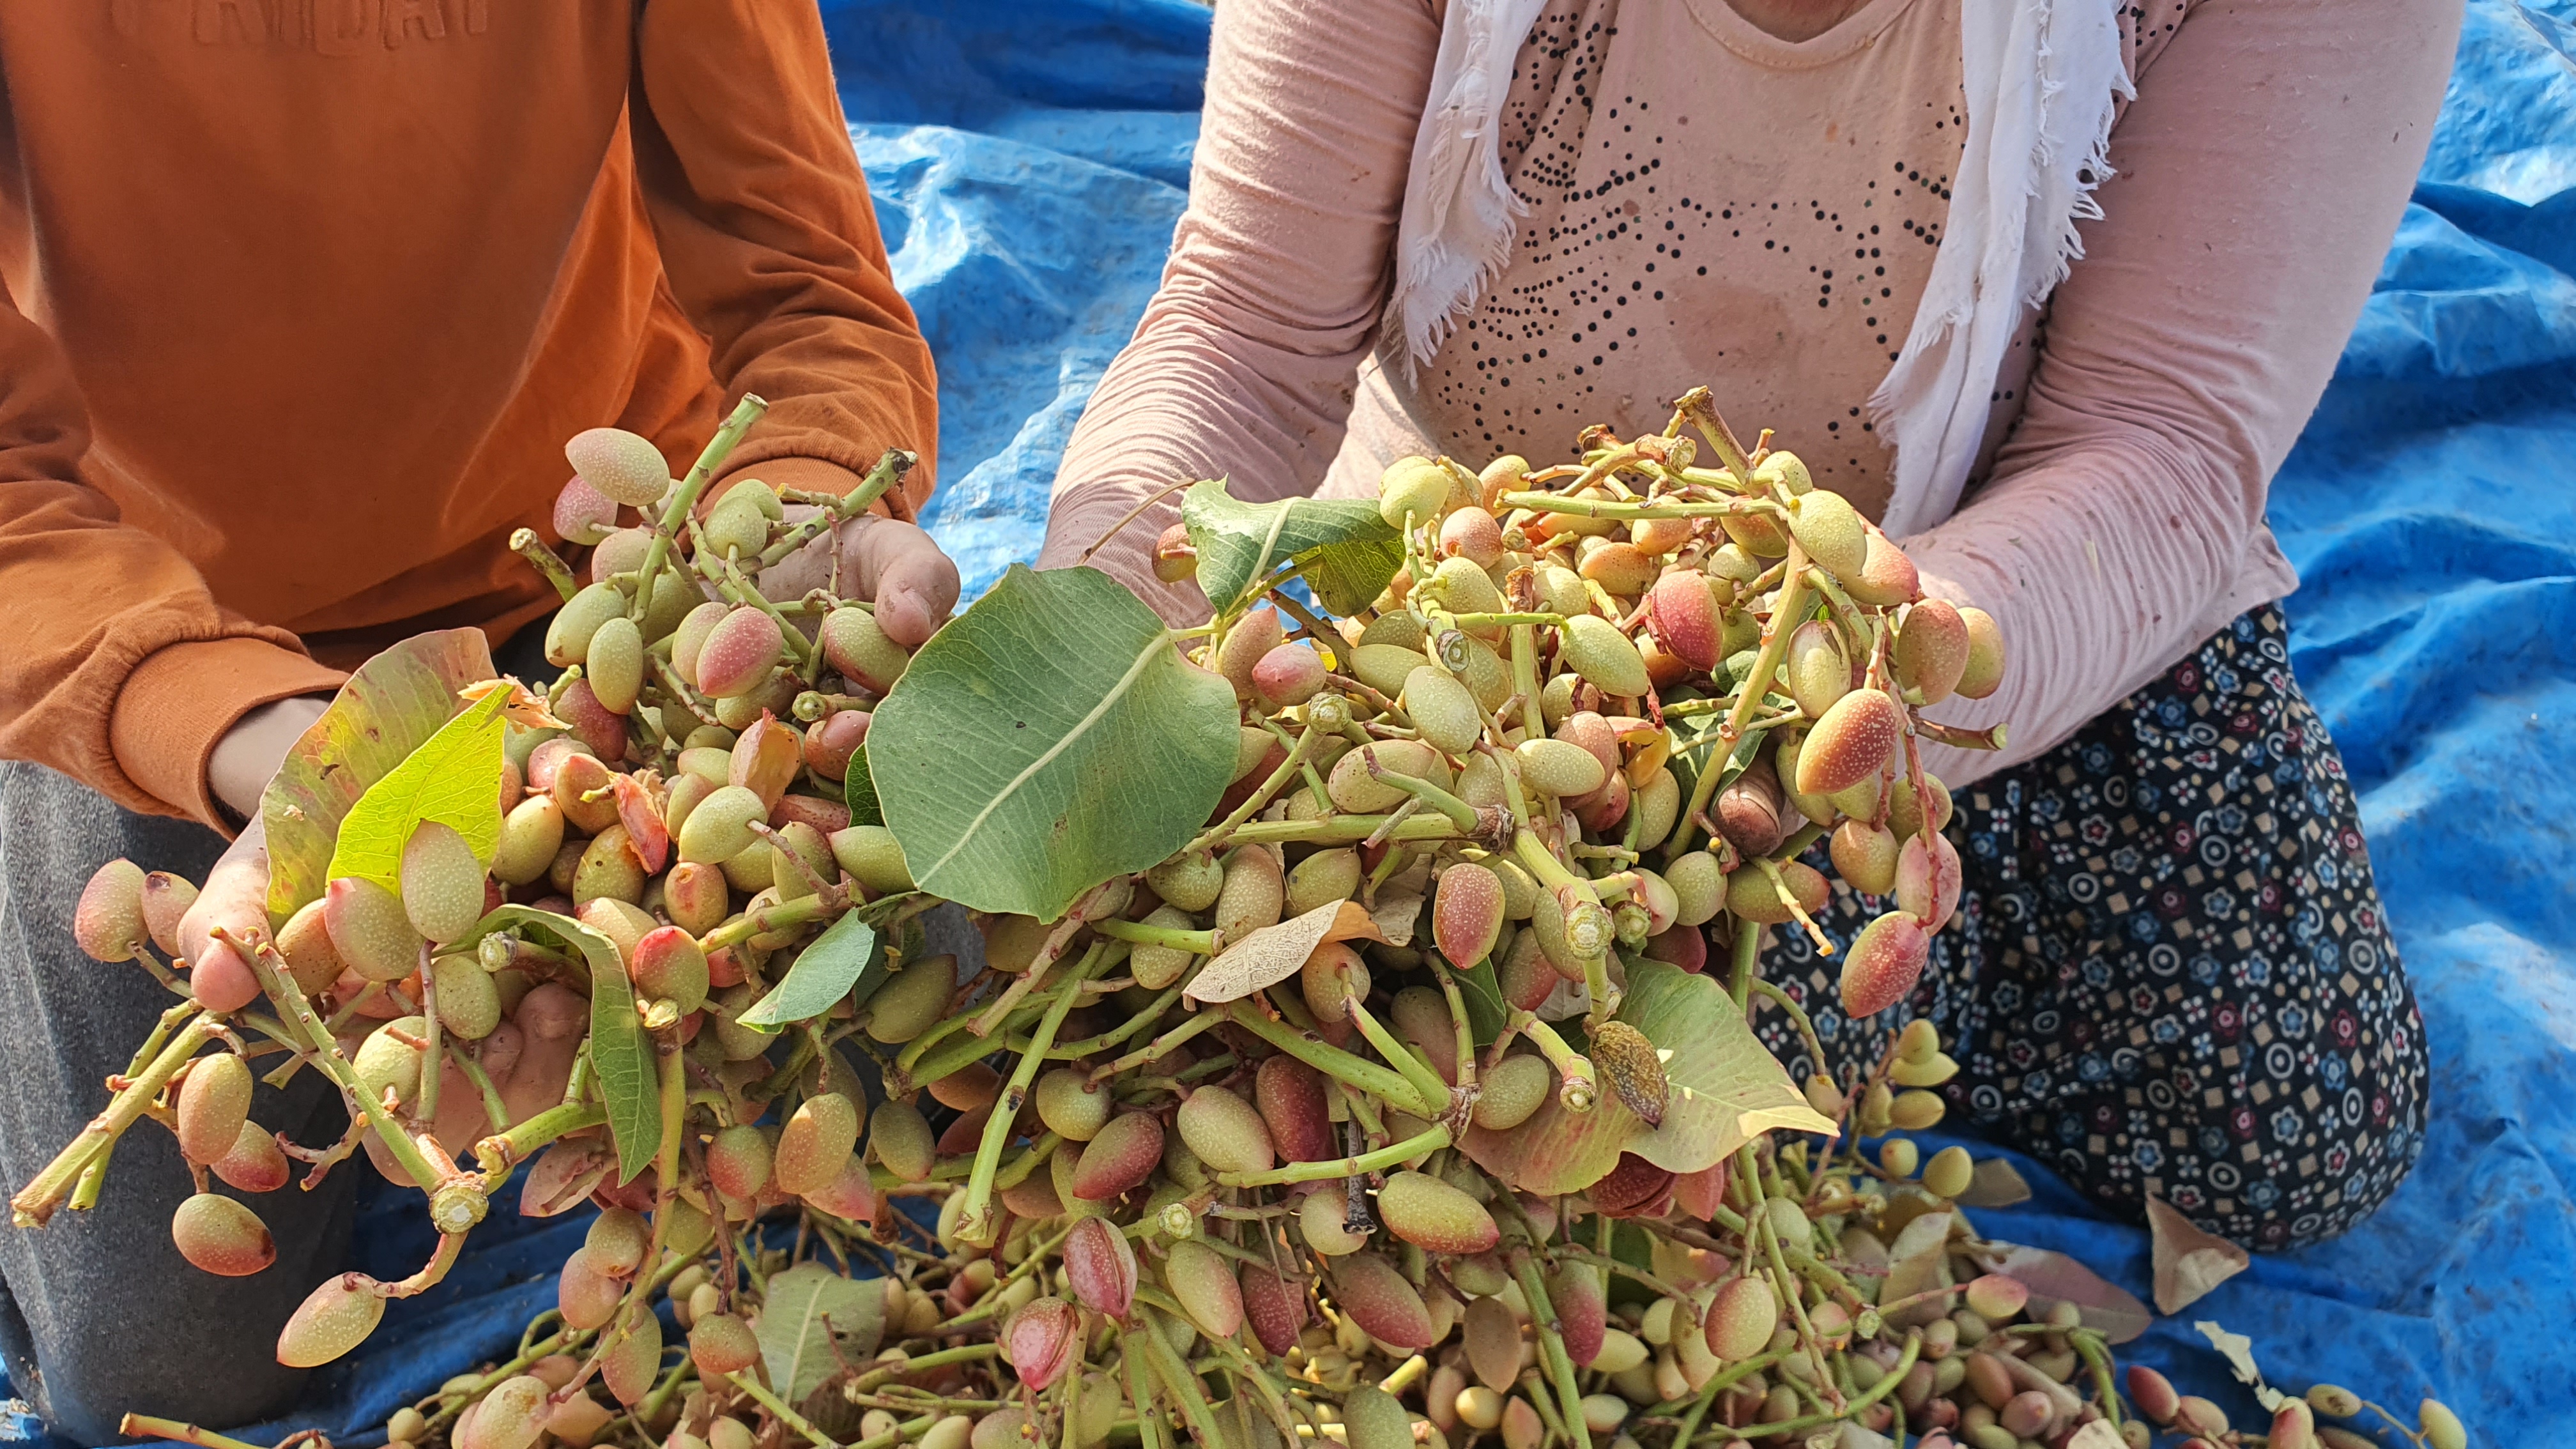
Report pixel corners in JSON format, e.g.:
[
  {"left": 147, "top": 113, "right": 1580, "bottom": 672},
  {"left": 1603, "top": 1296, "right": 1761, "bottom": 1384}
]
[{"left": 25, "top": 0, "right": 2572, "bottom": 1443}]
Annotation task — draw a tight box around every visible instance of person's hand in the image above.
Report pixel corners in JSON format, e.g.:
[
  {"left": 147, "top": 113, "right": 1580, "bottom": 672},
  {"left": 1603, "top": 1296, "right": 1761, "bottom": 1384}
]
[
  {"left": 756, "top": 505, "right": 960, "bottom": 648},
  {"left": 175, "top": 696, "right": 330, "bottom": 1013}
]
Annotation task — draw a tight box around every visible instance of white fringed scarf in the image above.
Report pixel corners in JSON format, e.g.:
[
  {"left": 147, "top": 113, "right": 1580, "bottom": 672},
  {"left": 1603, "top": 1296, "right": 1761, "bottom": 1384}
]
[{"left": 1386, "top": 0, "right": 2133, "bottom": 537}]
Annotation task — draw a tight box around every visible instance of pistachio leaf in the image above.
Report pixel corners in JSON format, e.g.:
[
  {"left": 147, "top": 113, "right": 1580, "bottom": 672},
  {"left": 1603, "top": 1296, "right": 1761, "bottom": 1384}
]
[
  {"left": 759, "top": 1264, "right": 886, "bottom": 1403},
  {"left": 871, "top": 565, "right": 1237, "bottom": 921},
  {"left": 1452, "top": 960, "right": 1510, "bottom": 1045},
  {"left": 1459, "top": 961, "right": 1834, "bottom": 1194},
  {"left": 463, "top": 905, "right": 655, "bottom": 1182},
  {"left": 261, "top": 628, "right": 496, "bottom": 926},
  {"left": 2148, "top": 1195, "right": 2250, "bottom": 1314},
  {"left": 1180, "top": 480, "right": 1404, "bottom": 617},
  {"left": 325, "top": 687, "right": 510, "bottom": 894},
  {"left": 740, "top": 913, "right": 882, "bottom": 1031},
  {"left": 1184, "top": 901, "right": 1347, "bottom": 1005},
  {"left": 843, "top": 742, "right": 884, "bottom": 828}
]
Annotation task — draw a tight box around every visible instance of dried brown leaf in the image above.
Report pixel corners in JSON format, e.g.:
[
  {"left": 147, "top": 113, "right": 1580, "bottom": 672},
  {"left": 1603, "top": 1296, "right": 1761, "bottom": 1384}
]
[
  {"left": 1953, "top": 1156, "right": 2032, "bottom": 1208},
  {"left": 2193, "top": 1319, "right": 2289, "bottom": 1411},
  {"left": 2147, "top": 1194, "right": 2249, "bottom": 1315},
  {"left": 519, "top": 1139, "right": 613, "bottom": 1217},
  {"left": 1185, "top": 902, "right": 1350, "bottom": 1004},
  {"left": 1979, "top": 1243, "right": 2154, "bottom": 1344}
]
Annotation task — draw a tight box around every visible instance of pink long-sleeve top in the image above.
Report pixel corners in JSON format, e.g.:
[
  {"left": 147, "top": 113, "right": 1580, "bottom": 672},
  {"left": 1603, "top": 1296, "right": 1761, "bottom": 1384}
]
[{"left": 1039, "top": 0, "right": 2460, "bottom": 784}]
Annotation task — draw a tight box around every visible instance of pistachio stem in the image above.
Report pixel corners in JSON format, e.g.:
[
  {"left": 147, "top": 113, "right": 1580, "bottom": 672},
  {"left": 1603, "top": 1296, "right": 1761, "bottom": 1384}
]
[
  {"left": 1091, "top": 919, "right": 1220, "bottom": 954},
  {"left": 1752, "top": 857, "right": 1836, "bottom": 956},
  {"left": 757, "top": 447, "right": 915, "bottom": 569},
  {"left": 1506, "top": 1247, "right": 1593, "bottom": 1449},
  {"left": 1344, "top": 995, "right": 1454, "bottom": 1119},
  {"left": 632, "top": 394, "right": 767, "bottom": 624},
  {"left": 510, "top": 529, "right": 583, "bottom": 603},
  {"left": 1087, "top": 1008, "right": 1223, "bottom": 1084},
  {"left": 1223, "top": 815, "right": 1464, "bottom": 847},
  {"left": 1745, "top": 979, "right": 1832, "bottom": 1092},
  {"left": 1213, "top": 1123, "right": 1451, "bottom": 1188},
  {"left": 1511, "top": 1013, "right": 1596, "bottom": 1114},
  {"left": 1495, "top": 491, "right": 1782, "bottom": 522},
  {"left": 475, "top": 1101, "right": 609, "bottom": 1179},
  {"left": 1137, "top": 1306, "right": 1226, "bottom": 1449},
  {"left": 1220, "top": 1002, "right": 1429, "bottom": 1117},
  {"left": 11, "top": 1006, "right": 213, "bottom": 1227},
  {"left": 954, "top": 946, "right": 1107, "bottom": 1247},
  {"left": 726, "top": 1369, "right": 851, "bottom": 1449},
  {"left": 1912, "top": 717, "right": 2008, "bottom": 751},
  {"left": 118, "top": 1416, "right": 267, "bottom": 1449}
]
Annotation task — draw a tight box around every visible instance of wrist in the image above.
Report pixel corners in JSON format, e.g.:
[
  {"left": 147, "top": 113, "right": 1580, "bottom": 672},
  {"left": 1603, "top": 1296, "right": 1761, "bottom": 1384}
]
[{"left": 208, "top": 695, "right": 331, "bottom": 824}]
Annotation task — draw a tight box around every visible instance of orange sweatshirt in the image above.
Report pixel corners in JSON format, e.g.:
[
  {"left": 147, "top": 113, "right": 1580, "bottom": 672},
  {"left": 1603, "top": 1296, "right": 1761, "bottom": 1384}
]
[{"left": 0, "top": 0, "right": 938, "bottom": 830}]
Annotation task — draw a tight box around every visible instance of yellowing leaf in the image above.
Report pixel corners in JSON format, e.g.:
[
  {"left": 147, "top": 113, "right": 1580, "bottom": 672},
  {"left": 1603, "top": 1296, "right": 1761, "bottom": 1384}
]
[
  {"left": 1186, "top": 901, "right": 1348, "bottom": 1005},
  {"left": 2149, "top": 1195, "right": 2250, "bottom": 1314},
  {"left": 760, "top": 1264, "right": 886, "bottom": 1403},
  {"left": 1459, "top": 961, "right": 1833, "bottom": 1195},
  {"left": 325, "top": 686, "right": 510, "bottom": 894}
]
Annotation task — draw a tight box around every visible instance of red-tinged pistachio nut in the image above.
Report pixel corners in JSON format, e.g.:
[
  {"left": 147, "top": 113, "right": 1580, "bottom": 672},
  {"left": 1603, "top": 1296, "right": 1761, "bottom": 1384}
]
[
  {"left": 1255, "top": 1055, "right": 1336, "bottom": 1163},
  {"left": 627, "top": 926, "right": 710, "bottom": 1018},
  {"left": 1841, "top": 911, "right": 1930, "bottom": 1017},
  {"left": 803, "top": 709, "right": 871, "bottom": 781},
  {"left": 597, "top": 1307, "right": 662, "bottom": 1406},
  {"left": 1998, "top": 1390, "right": 2052, "bottom": 1438},
  {"left": 277, "top": 1273, "right": 387, "bottom": 1368},
  {"left": 935, "top": 1103, "right": 993, "bottom": 1158},
  {"left": 1647, "top": 569, "right": 1722, "bottom": 670},
  {"left": 670, "top": 601, "right": 730, "bottom": 689},
  {"left": 1586, "top": 1154, "right": 1676, "bottom": 1219},
  {"left": 2175, "top": 1397, "right": 2231, "bottom": 1438},
  {"left": 2118, "top": 1351, "right": 2179, "bottom": 1416},
  {"left": 1062, "top": 1215, "right": 1138, "bottom": 1319},
  {"left": 663, "top": 861, "right": 730, "bottom": 938},
  {"left": 1070, "top": 1111, "right": 1164, "bottom": 1201},
  {"left": 1240, "top": 1261, "right": 1309, "bottom": 1355},
  {"left": 171, "top": 1192, "right": 275, "bottom": 1277},
  {"left": 1430, "top": 862, "right": 1508, "bottom": 969},
  {"left": 1300, "top": 940, "right": 1370, "bottom": 1045},
  {"left": 1705, "top": 1275, "right": 1777, "bottom": 1361},
  {"left": 1547, "top": 1261, "right": 1609, "bottom": 1365},
  {"left": 1163, "top": 1239, "right": 1244, "bottom": 1339},
  {"left": 928, "top": 1061, "right": 1003, "bottom": 1114},
  {"left": 551, "top": 749, "right": 621, "bottom": 836},
  {"left": 1499, "top": 1395, "right": 1544, "bottom": 1449},
  {"left": 176, "top": 1052, "right": 254, "bottom": 1165},
  {"left": 564, "top": 427, "right": 670, "bottom": 507},
  {"left": 1672, "top": 1159, "right": 1730, "bottom": 1220},
  {"left": 212, "top": 1118, "right": 291, "bottom": 1194},
  {"left": 1959, "top": 1273, "right": 2027, "bottom": 1321},
  {"left": 1176, "top": 1084, "right": 1275, "bottom": 1177},
  {"left": 553, "top": 473, "right": 618, "bottom": 546},
  {"left": 687, "top": 1312, "right": 761, "bottom": 1377},
  {"left": 1956, "top": 606, "right": 2006, "bottom": 698},
  {"left": 1473, "top": 1053, "right": 1552, "bottom": 1131},
  {"left": 1151, "top": 523, "right": 1197, "bottom": 583},
  {"left": 999, "top": 1296, "right": 1078, "bottom": 1391},
  {"left": 1441, "top": 505, "right": 1506, "bottom": 567},
  {"left": 1830, "top": 820, "right": 1902, "bottom": 898},
  {"left": 555, "top": 679, "right": 626, "bottom": 762},
  {"left": 73, "top": 859, "right": 148, "bottom": 963},
  {"left": 1844, "top": 521, "right": 1921, "bottom": 606},
  {"left": 1211, "top": 608, "right": 1285, "bottom": 702},
  {"left": 1578, "top": 539, "right": 1657, "bottom": 597},
  {"left": 803, "top": 1153, "right": 878, "bottom": 1223},
  {"left": 139, "top": 870, "right": 198, "bottom": 959},
  {"left": 729, "top": 713, "right": 802, "bottom": 809},
  {"left": 325, "top": 877, "right": 426, "bottom": 984},
  {"left": 544, "top": 1395, "right": 613, "bottom": 1449},
  {"left": 1376, "top": 1171, "right": 1500, "bottom": 1254},
  {"left": 1252, "top": 643, "right": 1328, "bottom": 711},
  {"left": 399, "top": 820, "right": 485, "bottom": 945},
  {"left": 581, "top": 1208, "right": 649, "bottom": 1279},
  {"left": 1895, "top": 831, "right": 1964, "bottom": 931},
  {"left": 1496, "top": 929, "right": 1556, "bottom": 1011},
  {"left": 774, "top": 1091, "right": 861, "bottom": 1197},
  {"left": 696, "top": 607, "right": 785, "bottom": 701},
  {"left": 1329, "top": 1252, "right": 1436, "bottom": 1350},
  {"left": 1643, "top": 921, "right": 1709, "bottom": 973},
  {"left": 1554, "top": 710, "right": 1622, "bottom": 779},
  {"left": 1796, "top": 689, "right": 1903, "bottom": 796},
  {"left": 705, "top": 1123, "right": 773, "bottom": 1200},
  {"left": 1573, "top": 768, "right": 1631, "bottom": 836},
  {"left": 1714, "top": 759, "right": 1793, "bottom": 858},
  {"left": 1893, "top": 599, "right": 1972, "bottom": 704},
  {"left": 1726, "top": 860, "right": 1828, "bottom": 926}
]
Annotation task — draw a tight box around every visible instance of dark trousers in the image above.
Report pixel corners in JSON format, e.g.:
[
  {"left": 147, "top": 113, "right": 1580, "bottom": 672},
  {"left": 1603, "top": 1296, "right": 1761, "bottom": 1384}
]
[{"left": 0, "top": 762, "right": 357, "bottom": 1445}]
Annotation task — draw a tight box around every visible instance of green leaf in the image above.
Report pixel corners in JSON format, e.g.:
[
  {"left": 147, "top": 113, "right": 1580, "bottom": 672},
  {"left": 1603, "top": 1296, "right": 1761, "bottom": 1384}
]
[
  {"left": 871, "top": 565, "right": 1238, "bottom": 921},
  {"left": 843, "top": 742, "right": 884, "bottom": 828},
  {"left": 1457, "top": 960, "right": 1834, "bottom": 1195},
  {"left": 1179, "top": 480, "right": 1404, "bottom": 617},
  {"left": 758, "top": 1264, "right": 886, "bottom": 1403},
  {"left": 1453, "top": 960, "right": 1510, "bottom": 1046},
  {"left": 739, "top": 912, "right": 882, "bottom": 1031},
  {"left": 323, "top": 687, "right": 510, "bottom": 895},
  {"left": 261, "top": 629, "right": 496, "bottom": 927},
  {"left": 461, "top": 905, "right": 656, "bottom": 1182}
]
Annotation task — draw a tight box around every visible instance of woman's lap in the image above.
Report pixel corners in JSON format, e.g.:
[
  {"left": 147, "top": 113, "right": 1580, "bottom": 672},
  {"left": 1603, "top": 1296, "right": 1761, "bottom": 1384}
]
[{"left": 1755, "top": 604, "right": 2429, "bottom": 1250}]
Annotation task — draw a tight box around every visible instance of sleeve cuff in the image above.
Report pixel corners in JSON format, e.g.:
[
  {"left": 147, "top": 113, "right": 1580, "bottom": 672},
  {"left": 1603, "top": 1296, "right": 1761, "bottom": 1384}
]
[{"left": 111, "top": 637, "right": 348, "bottom": 831}]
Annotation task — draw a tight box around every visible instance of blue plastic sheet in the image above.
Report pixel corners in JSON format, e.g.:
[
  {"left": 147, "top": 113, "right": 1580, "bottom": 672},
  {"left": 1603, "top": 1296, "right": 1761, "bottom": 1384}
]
[{"left": 27, "top": 0, "right": 2573, "bottom": 1442}]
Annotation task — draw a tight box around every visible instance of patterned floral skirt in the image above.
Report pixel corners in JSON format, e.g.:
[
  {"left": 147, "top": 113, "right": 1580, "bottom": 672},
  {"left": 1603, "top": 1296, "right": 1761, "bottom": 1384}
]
[{"left": 1754, "top": 604, "right": 2428, "bottom": 1250}]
